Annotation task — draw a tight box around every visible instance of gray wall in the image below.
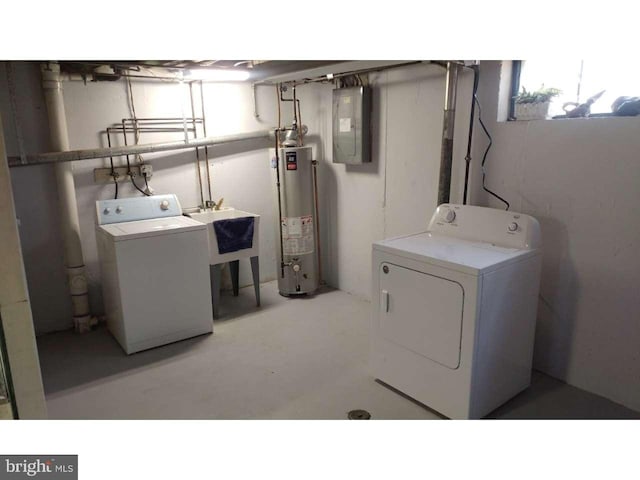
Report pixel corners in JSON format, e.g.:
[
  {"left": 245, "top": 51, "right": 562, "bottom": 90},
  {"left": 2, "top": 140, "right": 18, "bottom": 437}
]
[
  {"left": 1, "top": 62, "right": 72, "bottom": 334},
  {"left": 468, "top": 61, "right": 640, "bottom": 412},
  {"left": 315, "top": 64, "right": 474, "bottom": 298},
  {"left": 2, "top": 61, "right": 471, "bottom": 334},
  {"left": 7, "top": 60, "right": 636, "bottom": 413},
  {"left": 1, "top": 62, "right": 325, "bottom": 334}
]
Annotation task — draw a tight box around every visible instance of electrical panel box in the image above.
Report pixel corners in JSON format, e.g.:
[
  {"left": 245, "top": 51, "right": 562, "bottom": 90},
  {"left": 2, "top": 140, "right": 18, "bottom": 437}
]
[{"left": 332, "top": 86, "right": 371, "bottom": 164}]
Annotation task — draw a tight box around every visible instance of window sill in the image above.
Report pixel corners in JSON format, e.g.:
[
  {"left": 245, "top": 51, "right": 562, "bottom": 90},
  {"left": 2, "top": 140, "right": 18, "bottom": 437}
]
[{"left": 503, "top": 114, "right": 640, "bottom": 123}]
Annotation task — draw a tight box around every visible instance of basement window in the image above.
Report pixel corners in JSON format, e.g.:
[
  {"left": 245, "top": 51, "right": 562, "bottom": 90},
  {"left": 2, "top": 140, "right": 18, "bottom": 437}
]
[{"left": 509, "top": 60, "right": 640, "bottom": 120}]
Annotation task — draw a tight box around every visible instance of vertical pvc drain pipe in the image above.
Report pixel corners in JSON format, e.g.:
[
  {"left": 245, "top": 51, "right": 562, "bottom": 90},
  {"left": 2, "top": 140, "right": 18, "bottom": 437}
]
[
  {"left": 437, "top": 62, "right": 459, "bottom": 206},
  {"left": 41, "top": 63, "right": 95, "bottom": 333}
]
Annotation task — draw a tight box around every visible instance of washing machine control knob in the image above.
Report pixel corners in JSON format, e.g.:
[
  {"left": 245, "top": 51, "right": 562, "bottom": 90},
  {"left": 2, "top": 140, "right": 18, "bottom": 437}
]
[
  {"left": 442, "top": 209, "right": 456, "bottom": 223},
  {"left": 116, "top": 206, "right": 123, "bottom": 214},
  {"left": 160, "top": 200, "right": 170, "bottom": 210},
  {"left": 508, "top": 222, "right": 518, "bottom": 232},
  {"left": 103, "top": 208, "right": 110, "bottom": 215}
]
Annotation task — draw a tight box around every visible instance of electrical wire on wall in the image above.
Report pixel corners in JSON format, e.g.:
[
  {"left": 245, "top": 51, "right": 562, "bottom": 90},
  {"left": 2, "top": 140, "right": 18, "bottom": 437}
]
[
  {"left": 462, "top": 66, "right": 479, "bottom": 205},
  {"left": 475, "top": 95, "right": 509, "bottom": 210},
  {"left": 463, "top": 64, "right": 510, "bottom": 211}
]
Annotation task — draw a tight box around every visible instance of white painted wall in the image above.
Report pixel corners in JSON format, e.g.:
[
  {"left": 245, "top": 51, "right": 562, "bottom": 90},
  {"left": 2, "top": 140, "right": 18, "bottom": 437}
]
[
  {"left": 2, "top": 62, "right": 472, "bottom": 335},
  {"left": 469, "top": 61, "right": 640, "bottom": 412},
  {"left": 4, "top": 60, "right": 638, "bottom": 413},
  {"left": 314, "top": 63, "right": 473, "bottom": 298},
  {"left": 0, "top": 108, "right": 47, "bottom": 418},
  {"left": 1, "top": 62, "right": 324, "bottom": 334},
  {"left": 1, "top": 62, "right": 72, "bottom": 335}
]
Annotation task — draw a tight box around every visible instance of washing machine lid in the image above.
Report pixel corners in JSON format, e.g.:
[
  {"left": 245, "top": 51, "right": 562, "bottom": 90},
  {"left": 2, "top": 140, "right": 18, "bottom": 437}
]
[
  {"left": 98, "top": 215, "right": 206, "bottom": 242},
  {"left": 373, "top": 232, "right": 538, "bottom": 276}
]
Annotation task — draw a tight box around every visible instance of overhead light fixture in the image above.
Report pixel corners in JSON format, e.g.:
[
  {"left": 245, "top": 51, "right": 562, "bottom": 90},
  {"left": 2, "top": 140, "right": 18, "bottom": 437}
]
[{"left": 183, "top": 68, "right": 250, "bottom": 82}]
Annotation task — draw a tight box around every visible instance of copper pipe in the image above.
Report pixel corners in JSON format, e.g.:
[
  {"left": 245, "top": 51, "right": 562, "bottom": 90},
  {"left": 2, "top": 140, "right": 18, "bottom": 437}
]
[
  {"left": 312, "top": 160, "right": 322, "bottom": 284},
  {"left": 189, "top": 82, "right": 205, "bottom": 208},
  {"left": 274, "top": 133, "right": 285, "bottom": 277},
  {"left": 199, "top": 80, "right": 213, "bottom": 204}
]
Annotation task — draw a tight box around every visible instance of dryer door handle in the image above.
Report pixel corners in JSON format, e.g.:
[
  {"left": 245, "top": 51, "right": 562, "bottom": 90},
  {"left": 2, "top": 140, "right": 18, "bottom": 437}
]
[{"left": 382, "top": 290, "right": 390, "bottom": 313}]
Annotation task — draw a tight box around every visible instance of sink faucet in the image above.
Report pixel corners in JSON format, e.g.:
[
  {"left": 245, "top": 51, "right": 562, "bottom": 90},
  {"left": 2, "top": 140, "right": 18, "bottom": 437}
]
[{"left": 205, "top": 198, "right": 224, "bottom": 211}]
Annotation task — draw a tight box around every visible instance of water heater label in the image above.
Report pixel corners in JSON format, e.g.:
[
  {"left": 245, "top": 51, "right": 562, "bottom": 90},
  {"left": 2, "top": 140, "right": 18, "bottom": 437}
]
[
  {"left": 282, "top": 215, "right": 314, "bottom": 255},
  {"left": 286, "top": 151, "right": 297, "bottom": 170}
]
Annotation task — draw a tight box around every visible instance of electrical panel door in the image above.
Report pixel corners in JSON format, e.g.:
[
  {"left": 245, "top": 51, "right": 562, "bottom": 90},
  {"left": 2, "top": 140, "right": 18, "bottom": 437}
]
[{"left": 332, "top": 86, "right": 371, "bottom": 164}]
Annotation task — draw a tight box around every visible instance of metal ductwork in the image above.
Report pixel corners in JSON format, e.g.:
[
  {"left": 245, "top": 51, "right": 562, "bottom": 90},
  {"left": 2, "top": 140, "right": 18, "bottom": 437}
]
[{"left": 437, "top": 62, "right": 459, "bottom": 206}]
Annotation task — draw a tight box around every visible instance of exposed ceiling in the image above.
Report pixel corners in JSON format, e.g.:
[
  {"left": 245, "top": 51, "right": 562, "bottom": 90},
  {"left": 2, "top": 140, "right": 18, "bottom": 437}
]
[{"left": 59, "top": 60, "right": 350, "bottom": 83}]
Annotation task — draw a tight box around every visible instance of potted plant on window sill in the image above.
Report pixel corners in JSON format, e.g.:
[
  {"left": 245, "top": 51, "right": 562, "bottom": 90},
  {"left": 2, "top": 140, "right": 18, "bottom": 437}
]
[{"left": 513, "top": 86, "right": 561, "bottom": 120}]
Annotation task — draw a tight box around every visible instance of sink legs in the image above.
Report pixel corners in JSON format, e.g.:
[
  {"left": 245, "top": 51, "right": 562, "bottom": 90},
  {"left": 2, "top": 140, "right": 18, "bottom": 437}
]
[
  {"left": 210, "top": 256, "right": 261, "bottom": 317},
  {"left": 250, "top": 256, "right": 260, "bottom": 307},
  {"left": 210, "top": 264, "right": 222, "bottom": 318},
  {"left": 229, "top": 260, "right": 240, "bottom": 296}
]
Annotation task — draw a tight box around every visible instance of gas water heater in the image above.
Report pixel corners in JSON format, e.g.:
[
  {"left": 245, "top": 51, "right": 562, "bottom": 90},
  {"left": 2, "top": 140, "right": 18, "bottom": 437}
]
[{"left": 270, "top": 145, "right": 319, "bottom": 296}]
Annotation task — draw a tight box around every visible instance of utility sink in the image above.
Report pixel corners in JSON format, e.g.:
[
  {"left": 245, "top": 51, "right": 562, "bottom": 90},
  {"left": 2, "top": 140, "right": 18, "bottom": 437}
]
[
  {"left": 188, "top": 207, "right": 260, "bottom": 265},
  {"left": 188, "top": 207, "right": 261, "bottom": 317}
]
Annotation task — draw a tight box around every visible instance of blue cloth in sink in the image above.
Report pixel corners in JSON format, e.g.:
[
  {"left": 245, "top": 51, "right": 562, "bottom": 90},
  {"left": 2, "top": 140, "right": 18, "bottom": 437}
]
[{"left": 213, "top": 217, "right": 254, "bottom": 254}]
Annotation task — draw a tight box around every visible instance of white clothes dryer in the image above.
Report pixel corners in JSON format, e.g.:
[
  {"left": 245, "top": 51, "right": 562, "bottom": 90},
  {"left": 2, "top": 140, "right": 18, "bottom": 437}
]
[{"left": 371, "top": 204, "right": 542, "bottom": 419}]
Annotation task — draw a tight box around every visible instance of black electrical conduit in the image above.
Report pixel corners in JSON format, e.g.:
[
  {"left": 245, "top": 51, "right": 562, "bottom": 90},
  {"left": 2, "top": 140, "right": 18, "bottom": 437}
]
[
  {"left": 459, "top": 64, "right": 510, "bottom": 210},
  {"left": 475, "top": 94, "right": 510, "bottom": 210},
  {"left": 462, "top": 65, "right": 479, "bottom": 205}
]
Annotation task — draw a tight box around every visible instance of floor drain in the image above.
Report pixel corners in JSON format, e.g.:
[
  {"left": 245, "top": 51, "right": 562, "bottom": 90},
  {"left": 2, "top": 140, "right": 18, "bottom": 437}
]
[{"left": 348, "top": 409, "right": 371, "bottom": 420}]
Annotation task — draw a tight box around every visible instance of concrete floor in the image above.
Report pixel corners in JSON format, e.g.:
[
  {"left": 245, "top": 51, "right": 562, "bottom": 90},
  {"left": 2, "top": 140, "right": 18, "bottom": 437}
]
[
  {"left": 0, "top": 402, "right": 12, "bottom": 420},
  {"left": 36, "top": 281, "right": 639, "bottom": 420}
]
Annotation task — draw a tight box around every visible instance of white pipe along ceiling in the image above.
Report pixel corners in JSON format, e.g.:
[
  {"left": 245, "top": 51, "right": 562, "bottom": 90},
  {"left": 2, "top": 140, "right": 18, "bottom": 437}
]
[{"left": 40, "top": 62, "right": 96, "bottom": 333}]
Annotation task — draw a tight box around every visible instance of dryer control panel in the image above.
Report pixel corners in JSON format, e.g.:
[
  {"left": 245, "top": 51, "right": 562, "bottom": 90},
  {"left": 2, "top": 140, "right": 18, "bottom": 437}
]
[
  {"left": 96, "top": 194, "right": 183, "bottom": 225},
  {"left": 428, "top": 204, "right": 541, "bottom": 250}
]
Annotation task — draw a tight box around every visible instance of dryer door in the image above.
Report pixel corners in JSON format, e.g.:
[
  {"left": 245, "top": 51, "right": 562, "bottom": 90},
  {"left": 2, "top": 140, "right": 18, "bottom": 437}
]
[{"left": 379, "top": 262, "right": 464, "bottom": 369}]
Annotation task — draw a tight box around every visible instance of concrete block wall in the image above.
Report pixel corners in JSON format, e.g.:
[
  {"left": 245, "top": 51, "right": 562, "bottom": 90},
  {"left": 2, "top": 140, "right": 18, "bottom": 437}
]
[
  {"left": 1, "top": 62, "right": 324, "bottom": 334},
  {"left": 314, "top": 63, "right": 474, "bottom": 298},
  {"left": 5, "top": 60, "right": 636, "bottom": 415},
  {"left": 0, "top": 112, "right": 47, "bottom": 419},
  {"left": 468, "top": 61, "right": 640, "bottom": 412}
]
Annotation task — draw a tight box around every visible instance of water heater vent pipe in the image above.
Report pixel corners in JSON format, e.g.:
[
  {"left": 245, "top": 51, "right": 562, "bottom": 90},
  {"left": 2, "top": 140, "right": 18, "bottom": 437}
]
[{"left": 437, "top": 62, "right": 459, "bottom": 205}]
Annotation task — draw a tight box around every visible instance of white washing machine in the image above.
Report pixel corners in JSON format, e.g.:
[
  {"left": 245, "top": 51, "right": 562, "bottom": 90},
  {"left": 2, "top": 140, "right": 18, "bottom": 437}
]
[
  {"left": 371, "top": 204, "right": 542, "bottom": 419},
  {"left": 96, "top": 194, "right": 213, "bottom": 354}
]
